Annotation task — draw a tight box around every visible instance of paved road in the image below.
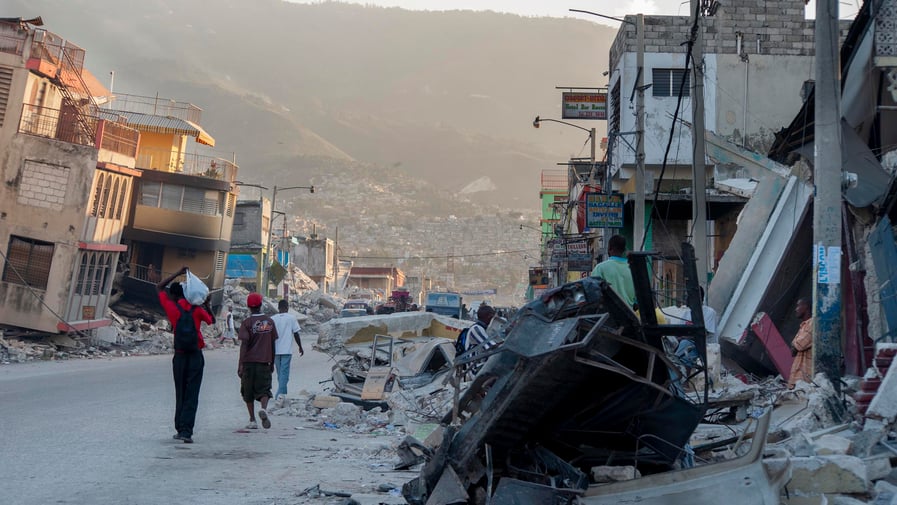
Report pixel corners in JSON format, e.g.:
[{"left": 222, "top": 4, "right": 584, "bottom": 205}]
[{"left": 0, "top": 342, "right": 410, "bottom": 505}]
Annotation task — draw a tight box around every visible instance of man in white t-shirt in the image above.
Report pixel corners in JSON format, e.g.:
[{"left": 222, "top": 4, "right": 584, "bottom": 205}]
[{"left": 270, "top": 299, "right": 304, "bottom": 401}]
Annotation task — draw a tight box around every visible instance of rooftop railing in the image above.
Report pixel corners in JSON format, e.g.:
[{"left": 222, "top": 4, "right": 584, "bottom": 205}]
[
  {"left": 19, "top": 103, "right": 96, "bottom": 147},
  {"left": 136, "top": 146, "right": 237, "bottom": 183},
  {"left": 0, "top": 23, "right": 26, "bottom": 56},
  {"left": 106, "top": 93, "right": 203, "bottom": 125}
]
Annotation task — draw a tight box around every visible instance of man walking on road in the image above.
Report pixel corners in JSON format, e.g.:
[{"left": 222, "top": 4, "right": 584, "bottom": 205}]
[
  {"left": 238, "top": 293, "right": 278, "bottom": 429},
  {"left": 156, "top": 266, "right": 214, "bottom": 444},
  {"left": 271, "top": 299, "right": 304, "bottom": 404}
]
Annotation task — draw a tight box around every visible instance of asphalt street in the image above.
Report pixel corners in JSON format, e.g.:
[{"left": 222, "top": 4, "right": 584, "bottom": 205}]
[{"left": 0, "top": 341, "right": 410, "bottom": 505}]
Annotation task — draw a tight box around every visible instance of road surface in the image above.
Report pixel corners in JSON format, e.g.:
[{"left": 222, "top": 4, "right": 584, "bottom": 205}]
[{"left": 0, "top": 341, "right": 410, "bottom": 505}]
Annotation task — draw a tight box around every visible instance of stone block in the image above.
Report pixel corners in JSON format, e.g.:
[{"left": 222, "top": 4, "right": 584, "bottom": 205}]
[
  {"left": 591, "top": 465, "right": 640, "bottom": 483},
  {"left": 788, "top": 456, "right": 869, "bottom": 494},
  {"left": 829, "top": 495, "right": 871, "bottom": 505},
  {"left": 864, "top": 454, "right": 893, "bottom": 481},
  {"left": 312, "top": 395, "right": 342, "bottom": 409},
  {"left": 814, "top": 434, "right": 852, "bottom": 455},
  {"left": 852, "top": 419, "right": 887, "bottom": 457},
  {"left": 874, "top": 480, "right": 897, "bottom": 505},
  {"left": 782, "top": 493, "right": 827, "bottom": 505}
]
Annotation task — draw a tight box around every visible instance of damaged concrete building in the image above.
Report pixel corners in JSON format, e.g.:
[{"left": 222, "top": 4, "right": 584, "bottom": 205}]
[
  {"left": 0, "top": 18, "right": 140, "bottom": 334},
  {"left": 605, "top": 0, "right": 852, "bottom": 293}
]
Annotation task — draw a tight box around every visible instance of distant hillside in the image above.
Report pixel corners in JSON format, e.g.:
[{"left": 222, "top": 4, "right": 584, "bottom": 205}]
[
  {"left": 4, "top": 1, "right": 618, "bottom": 300},
  {"left": 8, "top": 0, "right": 617, "bottom": 208}
]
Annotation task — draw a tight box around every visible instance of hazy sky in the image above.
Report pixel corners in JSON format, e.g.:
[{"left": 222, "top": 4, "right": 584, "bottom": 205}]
[{"left": 287, "top": 0, "right": 858, "bottom": 25}]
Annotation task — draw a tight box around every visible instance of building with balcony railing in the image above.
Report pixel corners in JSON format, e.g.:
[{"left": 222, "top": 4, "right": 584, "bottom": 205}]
[
  {"left": 100, "top": 93, "right": 238, "bottom": 308},
  {"left": 0, "top": 18, "right": 141, "bottom": 334}
]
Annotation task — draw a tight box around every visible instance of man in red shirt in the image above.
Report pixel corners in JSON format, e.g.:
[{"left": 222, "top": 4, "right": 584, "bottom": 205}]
[
  {"left": 156, "top": 266, "right": 214, "bottom": 444},
  {"left": 238, "top": 293, "right": 278, "bottom": 430}
]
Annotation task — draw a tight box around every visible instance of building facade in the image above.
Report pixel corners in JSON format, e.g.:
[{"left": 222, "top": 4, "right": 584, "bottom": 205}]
[
  {"left": 0, "top": 19, "right": 141, "bottom": 333},
  {"left": 606, "top": 0, "right": 849, "bottom": 294},
  {"left": 228, "top": 198, "right": 271, "bottom": 292},
  {"left": 100, "top": 93, "right": 238, "bottom": 308}
]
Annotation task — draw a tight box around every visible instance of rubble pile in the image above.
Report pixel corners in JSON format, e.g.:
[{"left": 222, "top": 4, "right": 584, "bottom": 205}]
[{"left": 272, "top": 391, "right": 406, "bottom": 437}]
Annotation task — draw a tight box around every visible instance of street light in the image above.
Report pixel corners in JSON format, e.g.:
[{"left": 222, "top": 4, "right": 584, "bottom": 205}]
[{"left": 263, "top": 184, "right": 316, "bottom": 294}]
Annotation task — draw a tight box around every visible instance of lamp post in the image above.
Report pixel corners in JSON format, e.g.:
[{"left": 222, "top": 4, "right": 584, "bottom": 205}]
[
  {"left": 532, "top": 116, "right": 596, "bottom": 286},
  {"left": 263, "top": 184, "right": 315, "bottom": 294},
  {"left": 532, "top": 116, "right": 596, "bottom": 172},
  {"left": 569, "top": 9, "right": 645, "bottom": 252}
]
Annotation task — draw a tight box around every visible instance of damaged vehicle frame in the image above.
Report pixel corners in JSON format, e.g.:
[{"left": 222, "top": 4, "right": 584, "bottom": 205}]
[{"left": 403, "top": 244, "right": 789, "bottom": 505}]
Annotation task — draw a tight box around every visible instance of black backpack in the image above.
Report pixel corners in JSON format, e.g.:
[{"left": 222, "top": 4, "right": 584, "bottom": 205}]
[
  {"left": 173, "top": 305, "right": 199, "bottom": 352},
  {"left": 454, "top": 327, "right": 470, "bottom": 356}
]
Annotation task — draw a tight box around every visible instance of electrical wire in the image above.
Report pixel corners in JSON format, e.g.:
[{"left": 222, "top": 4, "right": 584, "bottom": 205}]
[{"left": 0, "top": 244, "right": 94, "bottom": 340}]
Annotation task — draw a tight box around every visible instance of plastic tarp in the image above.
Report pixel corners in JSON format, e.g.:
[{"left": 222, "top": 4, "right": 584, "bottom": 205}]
[{"left": 225, "top": 254, "right": 258, "bottom": 278}]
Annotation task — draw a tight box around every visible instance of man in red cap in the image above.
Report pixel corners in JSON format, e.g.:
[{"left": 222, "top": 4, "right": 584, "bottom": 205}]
[
  {"left": 237, "top": 293, "right": 278, "bottom": 429},
  {"left": 156, "top": 265, "right": 214, "bottom": 444}
]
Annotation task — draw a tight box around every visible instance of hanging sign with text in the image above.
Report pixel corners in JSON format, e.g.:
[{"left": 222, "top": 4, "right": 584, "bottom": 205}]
[
  {"left": 586, "top": 193, "right": 624, "bottom": 228},
  {"left": 562, "top": 92, "right": 607, "bottom": 120}
]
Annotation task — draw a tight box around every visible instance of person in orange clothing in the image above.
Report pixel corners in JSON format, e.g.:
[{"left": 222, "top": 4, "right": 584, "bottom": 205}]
[{"left": 788, "top": 298, "right": 814, "bottom": 389}]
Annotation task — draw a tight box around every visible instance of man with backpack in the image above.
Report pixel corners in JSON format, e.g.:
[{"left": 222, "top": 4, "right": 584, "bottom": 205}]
[{"left": 157, "top": 266, "right": 215, "bottom": 444}]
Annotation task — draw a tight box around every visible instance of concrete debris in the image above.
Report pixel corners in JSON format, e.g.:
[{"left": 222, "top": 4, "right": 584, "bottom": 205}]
[
  {"left": 591, "top": 465, "right": 641, "bottom": 483},
  {"left": 786, "top": 455, "right": 869, "bottom": 494}
]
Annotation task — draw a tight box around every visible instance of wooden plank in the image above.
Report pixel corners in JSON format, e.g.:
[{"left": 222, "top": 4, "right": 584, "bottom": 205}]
[{"left": 361, "top": 367, "right": 392, "bottom": 400}]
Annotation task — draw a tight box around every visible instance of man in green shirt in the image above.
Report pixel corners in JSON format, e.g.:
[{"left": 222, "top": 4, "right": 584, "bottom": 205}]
[{"left": 590, "top": 234, "right": 636, "bottom": 308}]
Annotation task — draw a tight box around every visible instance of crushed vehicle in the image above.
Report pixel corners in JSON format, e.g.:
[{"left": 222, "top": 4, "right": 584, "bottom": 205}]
[
  {"left": 340, "top": 300, "right": 375, "bottom": 318},
  {"left": 377, "top": 289, "right": 415, "bottom": 314},
  {"left": 425, "top": 291, "right": 464, "bottom": 319},
  {"left": 329, "top": 334, "right": 456, "bottom": 410},
  {"left": 402, "top": 244, "right": 790, "bottom": 505}
]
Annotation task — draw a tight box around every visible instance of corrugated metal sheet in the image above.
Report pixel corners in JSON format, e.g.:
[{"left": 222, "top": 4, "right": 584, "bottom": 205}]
[{"left": 98, "top": 109, "right": 199, "bottom": 137}]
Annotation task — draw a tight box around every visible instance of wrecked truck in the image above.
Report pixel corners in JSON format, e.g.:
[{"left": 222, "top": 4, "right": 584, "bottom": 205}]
[{"left": 403, "top": 245, "right": 789, "bottom": 505}]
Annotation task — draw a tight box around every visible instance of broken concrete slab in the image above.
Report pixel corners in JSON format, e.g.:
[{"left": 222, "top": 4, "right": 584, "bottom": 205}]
[
  {"left": 815, "top": 434, "right": 853, "bottom": 455},
  {"left": 317, "top": 312, "right": 468, "bottom": 354},
  {"left": 591, "top": 465, "right": 640, "bottom": 483},
  {"left": 864, "top": 454, "right": 893, "bottom": 481},
  {"left": 873, "top": 480, "right": 897, "bottom": 505},
  {"left": 787, "top": 456, "right": 869, "bottom": 495},
  {"left": 312, "top": 395, "right": 342, "bottom": 409},
  {"left": 867, "top": 347, "right": 897, "bottom": 423},
  {"left": 851, "top": 419, "right": 888, "bottom": 458}
]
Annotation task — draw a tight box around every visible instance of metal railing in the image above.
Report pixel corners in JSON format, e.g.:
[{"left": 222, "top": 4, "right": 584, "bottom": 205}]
[
  {"left": 106, "top": 93, "right": 203, "bottom": 124},
  {"left": 18, "top": 103, "right": 96, "bottom": 147},
  {"left": 136, "top": 146, "right": 237, "bottom": 182},
  {"left": 541, "top": 169, "right": 568, "bottom": 191},
  {"left": 98, "top": 120, "right": 140, "bottom": 158},
  {"left": 0, "top": 29, "right": 26, "bottom": 56}
]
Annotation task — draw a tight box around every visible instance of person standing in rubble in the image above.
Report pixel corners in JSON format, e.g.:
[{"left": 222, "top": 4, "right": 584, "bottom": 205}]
[
  {"left": 238, "top": 293, "right": 279, "bottom": 430},
  {"left": 271, "top": 299, "right": 304, "bottom": 405},
  {"left": 590, "top": 234, "right": 636, "bottom": 308},
  {"left": 467, "top": 304, "right": 497, "bottom": 351},
  {"left": 788, "top": 298, "right": 814, "bottom": 388},
  {"left": 156, "top": 266, "right": 215, "bottom": 444}
]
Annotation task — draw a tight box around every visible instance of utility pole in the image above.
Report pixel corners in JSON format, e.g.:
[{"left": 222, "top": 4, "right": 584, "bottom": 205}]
[
  {"left": 690, "top": 0, "right": 708, "bottom": 287},
  {"left": 634, "top": 13, "right": 646, "bottom": 252},
  {"left": 813, "top": 0, "right": 842, "bottom": 389}
]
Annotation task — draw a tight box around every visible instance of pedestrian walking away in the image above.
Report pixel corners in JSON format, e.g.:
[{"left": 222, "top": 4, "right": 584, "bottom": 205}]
[
  {"left": 271, "top": 299, "right": 304, "bottom": 404},
  {"left": 219, "top": 304, "right": 237, "bottom": 345},
  {"left": 156, "top": 265, "right": 214, "bottom": 444},
  {"left": 238, "top": 293, "right": 279, "bottom": 429}
]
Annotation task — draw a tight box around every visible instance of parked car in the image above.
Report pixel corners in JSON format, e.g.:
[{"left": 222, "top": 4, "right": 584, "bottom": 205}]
[
  {"left": 343, "top": 300, "right": 374, "bottom": 315},
  {"left": 339, "top": 308, "right": 368, "bottom": 318}
]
